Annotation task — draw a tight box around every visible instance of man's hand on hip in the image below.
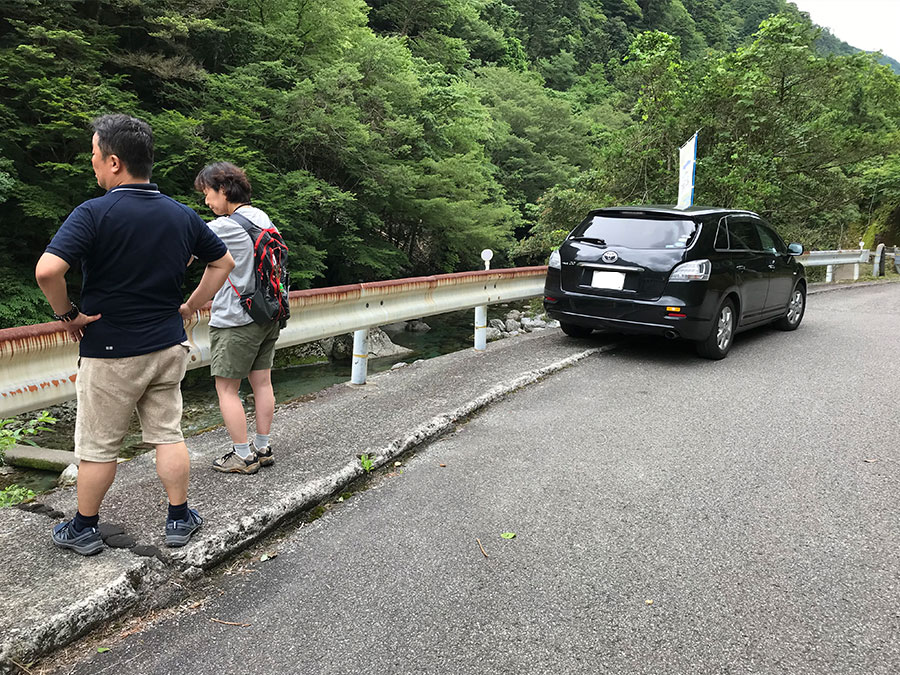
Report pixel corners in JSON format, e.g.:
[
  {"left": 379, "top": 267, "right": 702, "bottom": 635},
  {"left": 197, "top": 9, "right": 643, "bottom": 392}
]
[
  {"left": 179, "top": 303, "right": 196, "bottom": 322},
  {"left": 63, "top": 312, "right": 101, "bottom": 343}
]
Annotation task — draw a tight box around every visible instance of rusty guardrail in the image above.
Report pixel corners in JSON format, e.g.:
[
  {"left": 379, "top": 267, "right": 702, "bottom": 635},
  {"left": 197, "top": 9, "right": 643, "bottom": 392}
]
[{"left": 0, "top": 266, "right": 548, "bottom": 417}]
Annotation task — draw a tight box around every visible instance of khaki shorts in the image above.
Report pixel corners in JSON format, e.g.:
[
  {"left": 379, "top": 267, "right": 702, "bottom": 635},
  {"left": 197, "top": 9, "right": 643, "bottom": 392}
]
[
  {"left": 74, "top": 343, "right": 189, "bottom": 463},
  {"left": 209, "top": 321, "right": 280, "bottom": 380}
]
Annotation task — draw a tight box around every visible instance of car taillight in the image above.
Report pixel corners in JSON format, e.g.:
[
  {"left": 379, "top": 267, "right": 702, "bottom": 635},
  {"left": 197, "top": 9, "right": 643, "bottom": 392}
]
[
  {"left": 669, "top": 259, "right": 711, "bottom": 282},
  {"left": 548, "top": 249, "right": 561, "bottom": 269}
]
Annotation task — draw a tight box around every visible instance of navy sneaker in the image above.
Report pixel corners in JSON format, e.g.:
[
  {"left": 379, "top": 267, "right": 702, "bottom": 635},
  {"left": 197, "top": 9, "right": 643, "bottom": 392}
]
[
  {"left": 52, "top": 519, "right": 104, "bottom": 556},
  {"left": 165, "top": 508, "right": 203, "bottom": 548}
]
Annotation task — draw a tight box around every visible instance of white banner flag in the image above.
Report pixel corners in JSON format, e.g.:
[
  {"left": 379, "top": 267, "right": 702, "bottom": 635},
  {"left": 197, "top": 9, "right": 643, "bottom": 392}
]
[{"left": 677, "top": 132, "right": 698, "bottom": 210}]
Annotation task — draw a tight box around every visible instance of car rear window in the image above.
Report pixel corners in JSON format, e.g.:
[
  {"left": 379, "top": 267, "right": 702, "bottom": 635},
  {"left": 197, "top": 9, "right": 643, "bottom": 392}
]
[{"left": 570, "top": 215, "right": 698, "bottom": 250}]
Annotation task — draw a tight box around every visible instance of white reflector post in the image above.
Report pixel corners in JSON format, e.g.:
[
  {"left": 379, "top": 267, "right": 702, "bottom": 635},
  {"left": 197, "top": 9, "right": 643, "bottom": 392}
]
[
  {"left": 474, "top": 305, "right": 487, "bottom": 351},
  {"left": 350, "top": 328, "right": 369, "bottom": 385}
]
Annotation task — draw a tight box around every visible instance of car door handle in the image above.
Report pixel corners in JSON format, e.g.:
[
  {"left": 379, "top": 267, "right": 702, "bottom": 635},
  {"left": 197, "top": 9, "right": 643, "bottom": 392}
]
[{"left": 735, "top": 265, "right": 746, "bottom": 272}]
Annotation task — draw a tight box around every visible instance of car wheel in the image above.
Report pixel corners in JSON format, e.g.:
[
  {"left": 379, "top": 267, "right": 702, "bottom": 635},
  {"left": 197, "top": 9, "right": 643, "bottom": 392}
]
[
  {"left": 774, "top": 285, "right": 805, "bottom": 331},
  {"left": 560, "top": 321, "right": 593, "bottom": 338},
  {"left": 696, "top": 298, "right": 735, "bottom": 360}
]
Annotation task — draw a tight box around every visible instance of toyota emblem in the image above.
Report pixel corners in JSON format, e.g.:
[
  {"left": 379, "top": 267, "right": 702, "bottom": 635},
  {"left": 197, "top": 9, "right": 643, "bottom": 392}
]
[{"left": 601, "top": 250, "right": 619, "bottom": 263}]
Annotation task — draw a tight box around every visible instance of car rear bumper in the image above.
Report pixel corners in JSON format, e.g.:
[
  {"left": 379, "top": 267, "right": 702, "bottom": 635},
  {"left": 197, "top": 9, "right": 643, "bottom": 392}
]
[
  {"left": 544, "top": 305, "right": 710, "bottom": 340},
  {"left": 543, "top": 270, "right": 717, "bottom": 341}
]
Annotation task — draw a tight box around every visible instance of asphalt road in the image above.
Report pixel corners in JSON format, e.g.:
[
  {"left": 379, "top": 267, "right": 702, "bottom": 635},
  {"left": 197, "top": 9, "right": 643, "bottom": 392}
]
[{"left": 62, "top": 285, "right": 900, "bottom": 674}]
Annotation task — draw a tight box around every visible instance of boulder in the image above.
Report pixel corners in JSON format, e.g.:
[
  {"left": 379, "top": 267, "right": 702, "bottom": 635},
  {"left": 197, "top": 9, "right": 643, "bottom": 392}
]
[
  {"left": 330, "top": 328, "right": 413, "bottom": 360},
  {"left": 368, "top": 327, "right": 413, "bottom": 357},
  {"left": 505, "top": 310, "right": 522, "bottom": 321},
  {"left": 486, "top": 327, "right": 502, "bottom": 341},
  {"left": 405, "top": 320, "right": 431, "bottom": 332},
  {"left": 489, "top": 318, "right": 506, "bottom": 332},
  {"left": 273, "top": 340, "right": 329, "bottom": 368},
  {"left": 521, "top": 316, "right": 548, "bottom": 330},
  {"left": 57, "top": 463, "right": 78, "bottom": 487},
  {"left": 505, "top": 319, "right": 520, "bottom": 333},
  {"left": 380, "top": 322, "right": 407, "bottom": 334},
  {"left": 318, "top": 336, "right": 336, "bottom": 356}
]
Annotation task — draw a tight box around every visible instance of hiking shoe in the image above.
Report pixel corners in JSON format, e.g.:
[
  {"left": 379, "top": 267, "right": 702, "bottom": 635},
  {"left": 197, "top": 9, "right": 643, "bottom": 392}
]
[
  {"left": 165, "top": 508, "right": 203, "bottom": 547},
  {"left": 51, "top": 519, "right": 104, "bottom": 556},
  {"left": 254, "top": 443, "right": 274, "bottom": 467},
  {"left": 212, "top": 448, "right": 260, "bottom": 474}
]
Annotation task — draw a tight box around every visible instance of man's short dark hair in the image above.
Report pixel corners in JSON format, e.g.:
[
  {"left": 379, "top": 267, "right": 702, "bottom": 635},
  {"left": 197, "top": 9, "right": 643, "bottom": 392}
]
[
  {"left": 91, "top": 114, "right": 154, "bottom": 179},
  {"left": 194, "top": 162, "right": 253, "bottom": 203}
]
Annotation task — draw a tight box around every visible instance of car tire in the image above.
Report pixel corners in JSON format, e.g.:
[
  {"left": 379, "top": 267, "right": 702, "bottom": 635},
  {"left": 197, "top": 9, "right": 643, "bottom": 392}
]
[
  {"left": 560, "top": 322, "right": 593, "bottom": 338},
  {"left": 773, "top": 284, "right": 805, "bottom": 331},
  {"left": 696, "top": 298, "right": 735, "bottom": 360}
]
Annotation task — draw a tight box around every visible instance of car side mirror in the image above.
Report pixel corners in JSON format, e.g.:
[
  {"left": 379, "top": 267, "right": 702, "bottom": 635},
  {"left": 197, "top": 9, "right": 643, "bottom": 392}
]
[{"left": 787, "top": 243, "right": 803, "bottom": 256}]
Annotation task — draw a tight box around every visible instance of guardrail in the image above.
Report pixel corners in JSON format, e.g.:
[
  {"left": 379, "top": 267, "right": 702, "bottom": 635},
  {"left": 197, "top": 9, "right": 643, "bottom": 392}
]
[
  {"left": 799, "top": 244, "right": 897, "bottom": 282},
  {"left": 0, "top": 267, "right": 548, "bottom": 418}
]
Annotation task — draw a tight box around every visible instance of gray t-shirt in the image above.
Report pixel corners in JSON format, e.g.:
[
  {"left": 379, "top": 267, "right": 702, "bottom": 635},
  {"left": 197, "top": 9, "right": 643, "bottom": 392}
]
[{"left": 207, "top": 205, "right": 277, "bottom": 328}]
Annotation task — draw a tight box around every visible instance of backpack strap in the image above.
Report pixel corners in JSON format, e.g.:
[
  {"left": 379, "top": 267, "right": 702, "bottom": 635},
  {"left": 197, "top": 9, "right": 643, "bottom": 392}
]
[
  {"left": 226, "top": 210, "right": 258, "bottom": 299},
  {"left": 229, "top": 210, "right": 257, "bottom": 237}
]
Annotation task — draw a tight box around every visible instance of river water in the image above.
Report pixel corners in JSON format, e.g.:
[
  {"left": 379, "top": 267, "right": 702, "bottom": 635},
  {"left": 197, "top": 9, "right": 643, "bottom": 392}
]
[{"left": 2, "top": 303, "right": 537, "bottom": 494}]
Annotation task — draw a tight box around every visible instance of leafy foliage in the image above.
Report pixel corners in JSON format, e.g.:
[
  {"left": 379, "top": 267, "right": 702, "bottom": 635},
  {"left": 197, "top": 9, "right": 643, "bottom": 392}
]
[
  {"left": 0, "top": 484, "right": 36, "bottom": 508},
  {"left": 0, "top": 410, "right": 57, "bottom": 465}
]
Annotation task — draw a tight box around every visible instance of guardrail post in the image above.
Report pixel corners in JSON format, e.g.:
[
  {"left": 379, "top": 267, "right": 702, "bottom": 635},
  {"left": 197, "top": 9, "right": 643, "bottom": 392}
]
[
  {"left": 826, "top": 265, "right": 834, "bottom": 282},
  {"left": 350, "top": 328, "right": 369, "bottom": 385},
  {"left": 474, "top": 305, "right": 487, "bottom": 351},
  {"left": 874, "top": 243, "right": 885, "bottom": 277},
  {"left": 895, "top": 246, "right": 900, "bottom": 275},
  {"left": 474, "top": 249, "right": 493, "bottom": 352},
  {"left": 853, "top": 262, "right": 860, "bottom": 281}
]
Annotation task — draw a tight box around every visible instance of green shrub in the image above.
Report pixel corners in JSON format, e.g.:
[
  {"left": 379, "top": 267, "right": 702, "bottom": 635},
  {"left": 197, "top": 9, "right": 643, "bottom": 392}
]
[
  {"left": 0, "top": 484, "right": 36, "bottom": 508},
  {"left": 0, "top": 410, "right": 57, "bottom": 465}
]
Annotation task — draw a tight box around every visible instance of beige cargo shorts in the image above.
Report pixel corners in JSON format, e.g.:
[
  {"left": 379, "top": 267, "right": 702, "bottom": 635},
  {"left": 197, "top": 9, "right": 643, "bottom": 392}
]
[{"left": 74, "top": 343, "right": 190, "bottom": 463}]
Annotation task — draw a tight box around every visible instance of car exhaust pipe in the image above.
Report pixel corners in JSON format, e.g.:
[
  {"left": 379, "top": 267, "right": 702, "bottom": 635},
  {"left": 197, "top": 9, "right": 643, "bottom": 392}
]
[{"left": 664, "top": 329, "right": 678, "bottom": 340}]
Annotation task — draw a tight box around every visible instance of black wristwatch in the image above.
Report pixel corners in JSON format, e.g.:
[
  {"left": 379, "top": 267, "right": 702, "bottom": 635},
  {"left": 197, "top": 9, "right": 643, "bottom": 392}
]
[{"left": 53, "top": 302, "right": 79, "bottom": 322}]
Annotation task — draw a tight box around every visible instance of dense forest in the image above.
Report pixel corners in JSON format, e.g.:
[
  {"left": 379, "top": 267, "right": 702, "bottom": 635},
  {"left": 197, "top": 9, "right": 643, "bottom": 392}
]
[{"left": 1, "top": 0, "right": 898, "bottom": 328}]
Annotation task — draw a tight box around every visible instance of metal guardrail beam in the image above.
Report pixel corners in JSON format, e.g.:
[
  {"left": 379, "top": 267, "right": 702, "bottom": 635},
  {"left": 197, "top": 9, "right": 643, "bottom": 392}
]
[
  {"left": 0, "top": 267, "right": 547, "bottom": 418},
  {"left": 797, "top": 250, "right": 870, "bottom": 266}
]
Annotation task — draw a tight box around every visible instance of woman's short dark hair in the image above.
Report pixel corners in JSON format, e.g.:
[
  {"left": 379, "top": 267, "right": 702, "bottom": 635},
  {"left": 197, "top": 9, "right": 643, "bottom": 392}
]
[
  {"left": 91, "top": 114, "right": 154, "bottom": 179},
  {"left": 194, "top": 162, "right": 253, "bottom": 203}
]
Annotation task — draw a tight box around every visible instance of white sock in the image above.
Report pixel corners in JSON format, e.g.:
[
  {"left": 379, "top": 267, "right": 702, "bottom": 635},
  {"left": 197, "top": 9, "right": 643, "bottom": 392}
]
[
  {"left": 255, "top": 433, "right": 270, "bottom": 449},
  {"left": 233, "top": 442, "right": 252, "bottom": 459}
]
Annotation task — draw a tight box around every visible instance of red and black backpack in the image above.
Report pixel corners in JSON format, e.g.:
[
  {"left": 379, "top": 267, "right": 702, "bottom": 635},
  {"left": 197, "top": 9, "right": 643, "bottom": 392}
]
[{"left": 228, "top": 211, "right": 290, "bottom": 327}]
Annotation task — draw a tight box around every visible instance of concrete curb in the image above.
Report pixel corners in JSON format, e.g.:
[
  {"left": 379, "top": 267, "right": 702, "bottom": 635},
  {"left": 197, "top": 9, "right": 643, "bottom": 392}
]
[
  {"left": 170, "top": 343, "right": 612, "bottom": 570},
  {"left": 0, "top": 557, "right": 168, "bottom": 672},
  {"left": 5, "top": 444, "right": 75, "bottom": 472},
  {"left": 1, "top": 341, "right": 613, "bottom": 671},
  {"left": 808, "top": 278, "right": 900, "bottom": 295}
]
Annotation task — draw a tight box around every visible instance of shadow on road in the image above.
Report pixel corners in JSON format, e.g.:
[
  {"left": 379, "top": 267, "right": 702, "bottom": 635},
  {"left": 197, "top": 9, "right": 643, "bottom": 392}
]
[{"left": 577, "top": 325, "right": 783, "bottom": 364}]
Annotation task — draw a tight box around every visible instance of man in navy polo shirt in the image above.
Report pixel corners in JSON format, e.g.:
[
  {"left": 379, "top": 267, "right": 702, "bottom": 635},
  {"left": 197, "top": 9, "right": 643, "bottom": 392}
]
[{"left": 35, "top": 114, "right": 235, "bottom": 555}]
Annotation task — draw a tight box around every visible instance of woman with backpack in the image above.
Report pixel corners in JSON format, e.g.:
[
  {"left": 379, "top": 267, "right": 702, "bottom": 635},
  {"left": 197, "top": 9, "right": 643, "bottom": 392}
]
[{"left": 194, "top": 162, "right": 284, "bottom": 474}]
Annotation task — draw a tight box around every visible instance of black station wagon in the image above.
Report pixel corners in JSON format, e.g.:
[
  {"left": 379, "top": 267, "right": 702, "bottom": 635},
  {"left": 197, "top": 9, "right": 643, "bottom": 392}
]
[{"left": 543, "top": 206, "right": 806, "bottom": 359}]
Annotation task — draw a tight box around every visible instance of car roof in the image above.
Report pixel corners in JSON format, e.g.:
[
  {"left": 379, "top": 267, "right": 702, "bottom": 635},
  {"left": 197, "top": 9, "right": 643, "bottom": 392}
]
[{"left": 590, "top": 205, "right": 759, "bottom": 219}]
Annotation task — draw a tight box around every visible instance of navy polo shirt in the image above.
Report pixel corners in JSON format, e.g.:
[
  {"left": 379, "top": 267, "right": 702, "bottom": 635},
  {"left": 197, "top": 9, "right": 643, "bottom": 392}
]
[{"left": 46, "top": 183, "right": 227, "bottom": 358}]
